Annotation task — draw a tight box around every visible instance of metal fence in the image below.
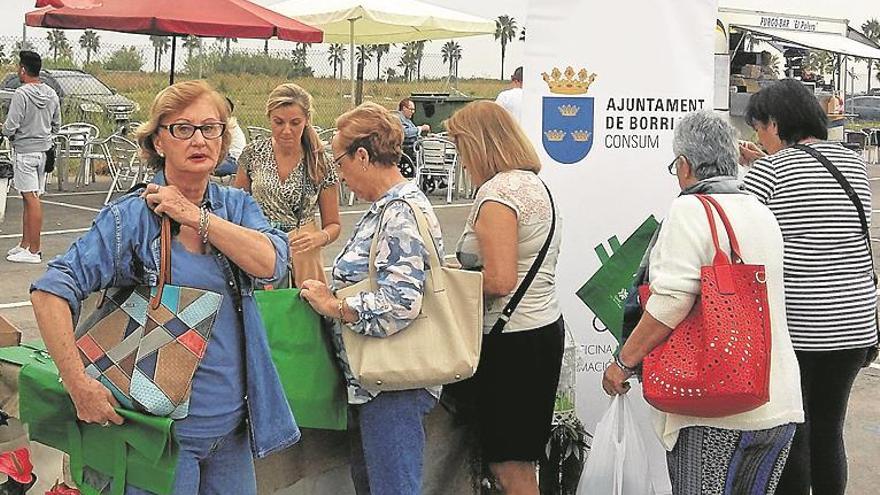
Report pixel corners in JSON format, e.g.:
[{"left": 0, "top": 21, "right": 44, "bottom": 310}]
[{"left": 0, "top": 34, "right": 505, "bottom": 133}]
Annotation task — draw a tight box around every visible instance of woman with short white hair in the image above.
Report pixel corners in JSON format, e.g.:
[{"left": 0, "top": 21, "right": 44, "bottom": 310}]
[{"left": 603, "top": 111, "right": 804, "bottom": 494}]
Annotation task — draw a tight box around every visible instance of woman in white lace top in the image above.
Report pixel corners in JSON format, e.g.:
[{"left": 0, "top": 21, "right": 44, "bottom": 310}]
[{"left": 445, "top": 101, "right": 564, "bottom": 494}]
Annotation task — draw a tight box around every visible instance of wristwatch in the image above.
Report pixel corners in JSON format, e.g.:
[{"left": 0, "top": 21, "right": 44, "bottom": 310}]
[{"left": 613, "top": 352, "right": 640, "bottom": 377}]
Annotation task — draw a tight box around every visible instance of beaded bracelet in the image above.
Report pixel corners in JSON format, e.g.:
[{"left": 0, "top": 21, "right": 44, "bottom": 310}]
[{"left": 197, "top": 206, "right": 210, "bottom": 244}]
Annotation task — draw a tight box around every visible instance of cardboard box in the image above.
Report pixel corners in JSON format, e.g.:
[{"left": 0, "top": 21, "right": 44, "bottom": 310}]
[
  {"left": 741, "top": 64, "right": 762, "bottom": 79},
  {"left": 0, "top": 315, "right": 22, "bottom": 348}
]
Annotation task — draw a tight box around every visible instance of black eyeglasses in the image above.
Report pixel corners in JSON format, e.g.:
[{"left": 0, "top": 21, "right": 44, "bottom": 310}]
[
  {"left": 159, "top": 122, "right": 226, "bottom": 140},
  {"left": 332, "top": 152, "right": 348, "bottom": 166},
  {"left": 668, "top": 155, "right": 684, "bottom": 175}
]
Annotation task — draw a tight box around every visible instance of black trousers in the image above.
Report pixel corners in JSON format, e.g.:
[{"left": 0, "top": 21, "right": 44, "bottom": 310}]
[{"left": 775, "top": 347, "right": 870, "bottom": 495}]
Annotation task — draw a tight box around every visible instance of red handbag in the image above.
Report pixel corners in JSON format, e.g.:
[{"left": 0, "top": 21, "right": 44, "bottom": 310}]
[{"left": 640, "top": 194, "right": 772, "bottom": 418}]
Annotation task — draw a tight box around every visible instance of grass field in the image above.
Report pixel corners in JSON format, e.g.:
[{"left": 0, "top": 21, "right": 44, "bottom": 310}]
[{"left": 97, "top": 71, "right": 507, "bottom": 131}]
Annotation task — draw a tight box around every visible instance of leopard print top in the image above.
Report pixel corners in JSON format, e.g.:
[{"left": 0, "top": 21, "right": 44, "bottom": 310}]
[{"left": 239, "top": 137, "right": 338, "bottom": 231}]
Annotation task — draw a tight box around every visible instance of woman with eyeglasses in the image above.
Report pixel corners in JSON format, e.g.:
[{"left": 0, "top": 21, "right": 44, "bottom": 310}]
[
  {"left": 30, "top": 80, "right": 299, "bottom": 494},
  {"left": 299, "top": 102, "right": 443, "bottom": 495},
  {"left": 234, "top": 83, "right": 341, "bottom": 287},
  {"left": 602, "top": 111, "right": 803, "bottom": 495}
]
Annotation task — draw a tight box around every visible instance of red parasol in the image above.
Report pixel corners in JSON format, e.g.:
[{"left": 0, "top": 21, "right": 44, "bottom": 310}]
[{"left": 26, "top": 0, "right": 323, "bottom": 83}]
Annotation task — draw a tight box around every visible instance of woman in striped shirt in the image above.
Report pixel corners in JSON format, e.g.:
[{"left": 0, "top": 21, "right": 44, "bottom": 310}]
[{"left": 741, "top": 79, "right": 878, "bottom": 495}]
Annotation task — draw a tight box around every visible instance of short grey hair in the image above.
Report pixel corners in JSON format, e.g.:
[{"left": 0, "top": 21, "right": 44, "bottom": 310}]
[{"left": 672, "top": 111, "right": 739, "bottom": 180}]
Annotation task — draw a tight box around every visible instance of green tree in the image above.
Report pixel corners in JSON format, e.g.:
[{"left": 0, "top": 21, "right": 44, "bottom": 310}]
[
  {"left": 806, "top": 50, "right": 834, "bottom": 79},
  {"left": 373, "top": 44, "right": 390, "bottom": 80},
  {"left": 862, "top": 19, "right": 880, "bottom": 91},
  {"left": 215, "top": 37, "right": 238, "bottom": 57},
  {"left": 47, "top": 29, "right": 71, "bottom": 62},
  {"left": 103, "top": 46, "right": 143, "bottom": 71},
  {"left": 293, "top": 42, "right": 311, "bottom": 70},
  {"left": 327, "top": 43, "right": 347, "bottom": 79},
  {"left": 0, "top": 45, "right": 9, "bottom": 66},
  {"left": 78, "top": 29, "right": 100, "bottom": 65},
  {"left": 14, "top": 40, "right": 34, "bottom": 53},
  {"left": 413, "top": 41, "right": 426, "bottom": 80},
  {"left": 149, "top": 35, "right": 171, "bottom": 72},
  {"left": 182, "top": 35, "right": 202, "bottom": 59},
  {"left": 398, "top": 43, "right": 419, "bottom": 82},
  {"left": 441, "top": 41, "right": 462, "bottom": 80},
  {"left": 495, "top": 15, "right": 518, "bottom": 80}
]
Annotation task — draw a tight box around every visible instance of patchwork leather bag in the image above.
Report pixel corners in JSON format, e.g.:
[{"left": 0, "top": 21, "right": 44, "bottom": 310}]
[{"left": 74, "top": 216, "right": 222, "bottom": 418}]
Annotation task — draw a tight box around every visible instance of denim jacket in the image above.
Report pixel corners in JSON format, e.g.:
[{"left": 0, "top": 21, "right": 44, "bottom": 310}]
[{"left": 30, "top": 172, "right": 301, "bottom": 458}]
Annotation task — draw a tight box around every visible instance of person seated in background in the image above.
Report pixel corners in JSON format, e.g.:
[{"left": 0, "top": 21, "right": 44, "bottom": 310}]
[
  {"left": 395, "top": 98, "right": 429, "bottom": 167},
  {"left": 214, "top": 97, "right": 247, "bottom": 177}
]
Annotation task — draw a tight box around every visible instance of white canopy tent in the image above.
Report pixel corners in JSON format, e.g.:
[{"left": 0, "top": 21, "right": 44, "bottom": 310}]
[{"left": 269, "top": 0, "right": 496, "bottom": 106}]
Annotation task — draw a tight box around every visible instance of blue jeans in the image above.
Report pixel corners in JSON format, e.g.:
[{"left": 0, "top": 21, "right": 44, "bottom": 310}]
[
  {"left": 125, "top": 423, "right": 256, "bottom": 495},
  {"left": 350, "top": 389, "right": 437, "bottom": 495}
]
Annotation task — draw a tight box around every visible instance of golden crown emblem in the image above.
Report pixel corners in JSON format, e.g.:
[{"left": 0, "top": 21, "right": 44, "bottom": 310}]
[
  {"left": 542, "top": 66, "right": 597, "bottom": 95},
  {"left": 558, "top": 104, "right": 580, "bottom": 117},
  {"left": 571, "top": 130, "right": 592, "bottom": 142},
  {"left": 544, "top": 130, "right": 566, "bottom": 142}
]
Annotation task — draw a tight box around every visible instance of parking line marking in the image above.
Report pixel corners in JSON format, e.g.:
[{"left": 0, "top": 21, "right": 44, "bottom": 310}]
[
  {"left": 0, "top": 228, "right": 91, "bottom": 239},
  {"left": 0, "top": 301, "right": 31, "bottom": 310},
  {"left": 7, "top": 196, "right": 101, "bottom": 213}
]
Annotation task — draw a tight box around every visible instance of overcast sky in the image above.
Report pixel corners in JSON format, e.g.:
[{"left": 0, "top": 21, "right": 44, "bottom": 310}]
[{"left": 0, "top": 1, "right": 877, "bottom": 81}]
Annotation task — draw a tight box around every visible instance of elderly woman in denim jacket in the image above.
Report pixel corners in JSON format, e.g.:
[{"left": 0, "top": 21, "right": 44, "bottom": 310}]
[
  {"left": 300, "top": 102, "right": 443, "bottom": 495},
  {"left": 30, "top": 80, "right": 299, "bottom": 494}
]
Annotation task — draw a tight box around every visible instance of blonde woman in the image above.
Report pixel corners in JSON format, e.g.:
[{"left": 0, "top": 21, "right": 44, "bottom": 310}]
[
  {"left": 445, "top": 101, "right": 564, "bottom": 495},
  {"left": 234, "top": 83, "right": 341, "bottom": 287}
]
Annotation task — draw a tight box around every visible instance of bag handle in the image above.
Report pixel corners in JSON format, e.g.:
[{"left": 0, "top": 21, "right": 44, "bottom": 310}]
[
  {"left": 366, "top": 197, "right": 445, "bottom": 293},
  {"left": 490, "top": 178, "right": 556, "bottom": 335},
  {"left": 695, "top": 195, "right": 744, "bottom": 265},
  {"left": 791, "top": 144, "right": 875, "bottom": 280},
  {"left": 149, "top": 216, "right": 172, "bottom": 310}
]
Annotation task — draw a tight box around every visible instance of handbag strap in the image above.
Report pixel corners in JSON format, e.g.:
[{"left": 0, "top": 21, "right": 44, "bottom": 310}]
[
  {"left": 490, "top": 179, "right": 556, "bottom": 335},
  {"left": 149, "top": 216, "right": 172, "bottom": 310},
  {"left": 366, "top": 196, "right": 445, "bottom": 293},
  {"left": 695, "top": 195, "right": 744, "bottom": 265},
  {"left": 791, "top": 143, "right": 875, "bottom": 281}
]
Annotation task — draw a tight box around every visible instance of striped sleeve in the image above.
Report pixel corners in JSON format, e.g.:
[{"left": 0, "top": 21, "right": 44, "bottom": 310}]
[{"left": 742, "top": 157, "right": 777, "bottom": 204}]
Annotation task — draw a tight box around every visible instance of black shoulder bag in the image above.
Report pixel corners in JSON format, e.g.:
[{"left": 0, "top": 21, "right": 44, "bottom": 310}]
[
  {"left": 490, "top": 179, "right": 557, "bottom": 334},
  {"left": 793, "top": 143, "right": 880, "bottom": 366}
]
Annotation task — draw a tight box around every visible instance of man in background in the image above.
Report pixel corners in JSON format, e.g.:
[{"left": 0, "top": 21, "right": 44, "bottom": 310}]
[
  {"left": 496, "top": 66, "right": 523, "bottom": 122},
  {"left": 394, "top": 97, "right": 430, "bottom": 173},
  {"left": 2, "top": 51, "right": 60, "bottom": 264}
]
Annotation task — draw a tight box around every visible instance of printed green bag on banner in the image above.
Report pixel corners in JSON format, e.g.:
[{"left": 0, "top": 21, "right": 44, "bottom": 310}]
[
  {"left": 7, "top": 343, "right": 178, "bottom": 495},
  {"left": 576, "top": 216, "right": 660, "bottom": 343},
  {"left": 255, "top": 288, "right": 348, "bottom": 431}
]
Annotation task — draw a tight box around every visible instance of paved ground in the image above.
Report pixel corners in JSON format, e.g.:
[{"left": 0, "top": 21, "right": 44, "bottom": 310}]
[{"left": 1, "top": 171, "right": 879, "bottom": 492}]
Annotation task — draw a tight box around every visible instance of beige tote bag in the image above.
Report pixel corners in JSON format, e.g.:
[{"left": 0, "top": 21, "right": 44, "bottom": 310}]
[{"left": 336, "top": 198, "right": 483, "bottom": 392}]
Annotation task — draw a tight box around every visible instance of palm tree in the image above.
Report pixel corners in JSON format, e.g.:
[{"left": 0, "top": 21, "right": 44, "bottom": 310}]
[
  {"left": 149, "top": 35, "right": 170, "bottom": 72},
  {"left": 357, "top": 45, "right": 374, "bottom": 66},
  {"left": 79, "top": 30, "right": 100, "bottom": 65},
  {"left": 293, "top": 42, "right": 311, "bottom": 68},
  {"left": 215, "top": 37, "right": 238, "bottom": 57},
  {"left": 182, "top": 35, "right": 202, "bottom": 60},
  {"left": 398, "top": 44, "right": 419, "bottom": 82},
  {"left": 373, "top": 44, "right": 390, "bottom": 80},
  {"left": 327, "top": 44, "right": 347, "bottom": 79},
  {"left": 495, "top": 15, "right": 518, "bottom": 80},
  {"left": 264, "top": 39, "right": 269, "bottom": 55},
  {"left": 414, "top": 41, "right": 426, "bottom": 80},
  {"left": 47, "top": 29, "right": 71, "bottom": 62},
  {"left": 862, "top": 19, "right": 880, "bottom": 91},
  {"left": 519, "top": 27, "right": 526, "bottom": 42},
  {"left": 441, "top": 41, "right": 462, "bottom": 80}
]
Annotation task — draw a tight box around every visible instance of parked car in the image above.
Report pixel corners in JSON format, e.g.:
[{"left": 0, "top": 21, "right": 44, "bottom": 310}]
[
  {"left": 0, "top": 69, "right": 138, "bottom": 124},
  {"left": 849, "top": 96, "right": 880, "bottom": 121}
]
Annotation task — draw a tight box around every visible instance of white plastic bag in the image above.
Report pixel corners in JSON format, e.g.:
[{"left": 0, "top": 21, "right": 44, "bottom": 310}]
[{"left": 580, "top": 394, "right": 651, "bottom": 495}]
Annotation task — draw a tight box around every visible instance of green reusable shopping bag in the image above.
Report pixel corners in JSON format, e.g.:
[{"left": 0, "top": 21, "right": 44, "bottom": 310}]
[
  {"left": 3, "top": 343, "right": 177, "bottom": 495},
  {"left": 255, "top": 288, "right": 348, "bottom": 430},
  {"left": 575, "top": 216, "right": 660, "bottom": 343}
]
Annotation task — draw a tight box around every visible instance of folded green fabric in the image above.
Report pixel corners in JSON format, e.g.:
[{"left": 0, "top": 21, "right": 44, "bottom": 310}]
[
  {"left": 256, "top": 288, "right": 348, "bottom": 431},
  {"left": 576, "top": 216, "right": 660, "bottom": 343},
  {"left": 3, "top": 344, "right": 177, "bottom": 495}
]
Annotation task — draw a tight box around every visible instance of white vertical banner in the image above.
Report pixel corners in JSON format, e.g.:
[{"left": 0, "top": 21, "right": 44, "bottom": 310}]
[{"left": 521, "top": 0, "right": 717, "bottom": 487}]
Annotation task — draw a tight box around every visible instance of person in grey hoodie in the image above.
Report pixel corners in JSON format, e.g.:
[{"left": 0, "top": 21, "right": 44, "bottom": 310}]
[{"left": 2, "top": 50, "right": 60, "bottom": 264}]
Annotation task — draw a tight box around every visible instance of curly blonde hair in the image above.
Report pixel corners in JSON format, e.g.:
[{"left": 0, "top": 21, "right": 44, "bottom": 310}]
[{"left": 134, "top": 80, "right": 231, "bottom": 171}]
